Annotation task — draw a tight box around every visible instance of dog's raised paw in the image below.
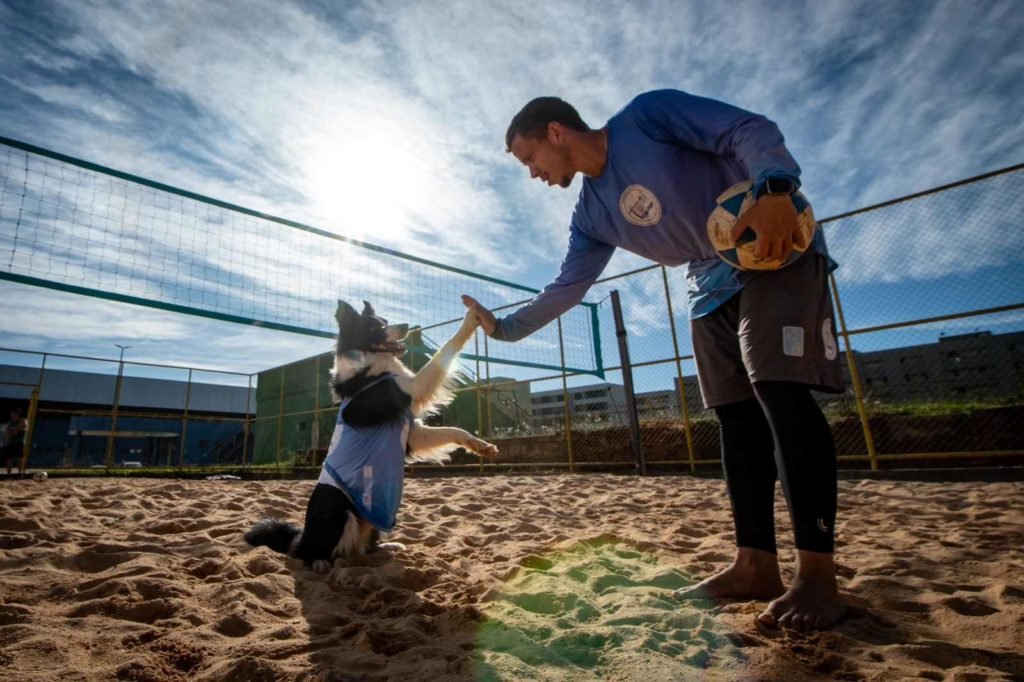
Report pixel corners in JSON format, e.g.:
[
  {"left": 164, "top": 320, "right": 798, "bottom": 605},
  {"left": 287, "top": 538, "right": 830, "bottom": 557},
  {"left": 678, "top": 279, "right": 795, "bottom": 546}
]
[{"left": 466, "top": 438, "right": 499, "bottom": 458}]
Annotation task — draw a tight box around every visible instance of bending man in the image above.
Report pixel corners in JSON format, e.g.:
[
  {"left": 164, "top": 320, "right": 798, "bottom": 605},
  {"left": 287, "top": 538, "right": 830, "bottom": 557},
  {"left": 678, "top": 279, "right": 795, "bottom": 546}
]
[{"left": 463, "top": 90, "right": 846, "bottom": 631}]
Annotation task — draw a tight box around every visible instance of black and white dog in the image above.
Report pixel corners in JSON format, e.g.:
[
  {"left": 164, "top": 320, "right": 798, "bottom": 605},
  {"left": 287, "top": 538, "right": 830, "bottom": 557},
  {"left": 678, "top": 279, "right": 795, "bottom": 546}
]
[{"left": 245, "top": 300, "right": 498, "bottom": 573}]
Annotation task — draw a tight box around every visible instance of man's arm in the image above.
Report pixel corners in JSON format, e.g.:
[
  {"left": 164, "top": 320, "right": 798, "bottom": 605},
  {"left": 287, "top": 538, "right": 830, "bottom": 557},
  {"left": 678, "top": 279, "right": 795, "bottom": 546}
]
[{"left": 463, "top": 227, "right": 614, "bottom": 342}]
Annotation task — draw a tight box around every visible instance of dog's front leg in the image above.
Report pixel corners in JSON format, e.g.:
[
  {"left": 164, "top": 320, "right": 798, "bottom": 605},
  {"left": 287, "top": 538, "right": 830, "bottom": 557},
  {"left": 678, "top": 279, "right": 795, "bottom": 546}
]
[
  {"left": 408, "top": 310, "right": 479, "bottom": 414},
  {"left": 407, "top": 421, "right": 499, "bottom": 461}
]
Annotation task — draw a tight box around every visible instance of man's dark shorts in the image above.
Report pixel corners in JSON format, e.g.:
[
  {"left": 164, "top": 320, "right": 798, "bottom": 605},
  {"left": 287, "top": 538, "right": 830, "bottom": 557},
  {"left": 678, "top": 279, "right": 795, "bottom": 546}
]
[{"left": 691, "top": 252, "right": 845, "bottom": 409}]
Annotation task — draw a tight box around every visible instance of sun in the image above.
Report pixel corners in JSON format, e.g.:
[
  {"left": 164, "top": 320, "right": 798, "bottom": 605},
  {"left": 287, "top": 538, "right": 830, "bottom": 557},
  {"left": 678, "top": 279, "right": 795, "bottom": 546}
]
[{"left": 301, "top": 121, "right": 433, "bottom": 244}]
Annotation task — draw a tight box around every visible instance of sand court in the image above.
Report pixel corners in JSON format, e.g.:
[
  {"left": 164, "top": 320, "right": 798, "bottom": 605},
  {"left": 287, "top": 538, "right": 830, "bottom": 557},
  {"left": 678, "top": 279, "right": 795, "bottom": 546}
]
[{"left": 0, "top": 474, "right": 1021, "bottom": 680}]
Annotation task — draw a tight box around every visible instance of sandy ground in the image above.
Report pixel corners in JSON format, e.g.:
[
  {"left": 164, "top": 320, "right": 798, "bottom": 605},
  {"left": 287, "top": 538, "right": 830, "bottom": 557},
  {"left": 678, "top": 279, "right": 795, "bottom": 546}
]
[{"left": 0, "top": 474, "right": 1022, "bottom": 681}]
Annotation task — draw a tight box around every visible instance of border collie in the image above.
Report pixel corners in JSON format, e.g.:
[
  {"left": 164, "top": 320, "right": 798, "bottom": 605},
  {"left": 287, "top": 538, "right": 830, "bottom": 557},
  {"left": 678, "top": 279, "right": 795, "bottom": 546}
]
[{"left": 245, "top": 299, "right": 498, "bottom": 573}]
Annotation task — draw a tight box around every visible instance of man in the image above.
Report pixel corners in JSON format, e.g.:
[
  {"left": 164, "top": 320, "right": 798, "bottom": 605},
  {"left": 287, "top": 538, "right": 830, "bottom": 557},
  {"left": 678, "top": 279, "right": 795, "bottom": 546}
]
[{"left": 462, "top": 90, "right": 846, "bottom": 631}]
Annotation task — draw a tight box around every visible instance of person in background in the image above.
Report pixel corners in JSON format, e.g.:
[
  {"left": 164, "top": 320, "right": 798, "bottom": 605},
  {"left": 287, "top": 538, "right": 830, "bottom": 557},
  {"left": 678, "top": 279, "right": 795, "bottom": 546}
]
[{"left": 4, "top": 407, "right": 28, "bottom": 475}]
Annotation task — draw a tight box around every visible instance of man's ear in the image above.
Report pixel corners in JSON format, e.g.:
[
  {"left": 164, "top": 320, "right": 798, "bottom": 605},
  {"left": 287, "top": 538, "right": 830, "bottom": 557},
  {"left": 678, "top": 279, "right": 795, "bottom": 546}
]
[
  {"left": 361, "top": 300, "right": 376, "bottom": 317},
  {"left": 335, "top": 299, "right": 359, "bottom": 326},
  {"left": 548, "top": 121, "right": 563, "bottom": 143}
]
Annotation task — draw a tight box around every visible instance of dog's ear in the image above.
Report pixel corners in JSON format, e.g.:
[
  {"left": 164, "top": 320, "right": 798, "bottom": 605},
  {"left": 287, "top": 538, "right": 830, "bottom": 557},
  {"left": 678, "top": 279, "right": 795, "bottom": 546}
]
[
  {"left": 335, "top": 299, "right": 359, "bottom": 326},
  {"left": 361, "top": 300, "right": 376, "bottom": 317}
]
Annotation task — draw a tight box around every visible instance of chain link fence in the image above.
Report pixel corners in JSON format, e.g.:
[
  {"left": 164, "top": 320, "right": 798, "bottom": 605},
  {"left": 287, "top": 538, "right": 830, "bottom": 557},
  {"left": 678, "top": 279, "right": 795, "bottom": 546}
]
[
  {"left": 3, "top": 165, "right": 1022, "bottom": 475},
  {"left": 429, "top": 163, "right": 1024, "bottom": 473},
  {"left": 1, "top": 348, "right": 253, "bottom": 474}
]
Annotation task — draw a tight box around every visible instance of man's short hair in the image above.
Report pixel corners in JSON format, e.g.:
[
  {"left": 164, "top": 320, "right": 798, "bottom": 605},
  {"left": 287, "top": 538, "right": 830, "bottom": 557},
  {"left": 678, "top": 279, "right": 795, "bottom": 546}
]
[{"left": 505, "top": 97, "right": 590, "bottom": 151}]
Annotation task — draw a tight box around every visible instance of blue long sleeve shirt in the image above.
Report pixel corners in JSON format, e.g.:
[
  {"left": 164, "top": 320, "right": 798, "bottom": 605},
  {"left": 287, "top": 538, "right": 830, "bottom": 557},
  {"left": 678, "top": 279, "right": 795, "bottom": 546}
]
[{"left": 494, "top": 89, "right": 825, "bottom": 342}]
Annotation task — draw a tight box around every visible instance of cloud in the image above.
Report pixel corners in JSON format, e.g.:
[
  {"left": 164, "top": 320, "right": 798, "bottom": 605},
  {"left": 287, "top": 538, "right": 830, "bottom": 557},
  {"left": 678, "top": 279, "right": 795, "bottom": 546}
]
[
  {"left": 825, "top": 171, "right": 1024, "bottom": 285},
  {"left": 0, "top": 0, "right": 1022, "bottom": 376}
]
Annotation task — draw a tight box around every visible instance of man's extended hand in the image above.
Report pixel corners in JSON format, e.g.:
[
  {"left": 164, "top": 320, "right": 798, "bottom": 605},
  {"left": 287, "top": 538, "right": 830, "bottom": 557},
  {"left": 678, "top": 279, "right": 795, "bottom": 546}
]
[
  {"left": 461, "top": 295, "right": 497, "bottom": 337},
  {"left": 731, "top": 194, "right": 808, "bottom": 263}
]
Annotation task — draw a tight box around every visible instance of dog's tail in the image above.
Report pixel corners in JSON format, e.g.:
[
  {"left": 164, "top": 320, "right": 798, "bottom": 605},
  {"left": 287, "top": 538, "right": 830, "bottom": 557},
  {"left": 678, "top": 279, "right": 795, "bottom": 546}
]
[{"left": 244, "top": 519, "right": 301, "bottom": 555}]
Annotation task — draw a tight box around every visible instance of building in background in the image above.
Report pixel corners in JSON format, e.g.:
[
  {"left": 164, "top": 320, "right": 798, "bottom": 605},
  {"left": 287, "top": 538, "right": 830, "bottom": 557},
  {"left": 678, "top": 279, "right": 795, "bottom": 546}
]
[
  {"left": 531, "top": 330, "right": 1024, "bottom": 425},
  {"left": 0, "top": 364, "right": 253, "bottom": 468}
]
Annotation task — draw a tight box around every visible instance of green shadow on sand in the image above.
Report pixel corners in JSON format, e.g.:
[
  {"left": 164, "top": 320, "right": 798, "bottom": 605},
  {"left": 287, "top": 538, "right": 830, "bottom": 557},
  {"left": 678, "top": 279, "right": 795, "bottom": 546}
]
[{"left": 473, "top": 536, "right": 745, "bottom": 681}]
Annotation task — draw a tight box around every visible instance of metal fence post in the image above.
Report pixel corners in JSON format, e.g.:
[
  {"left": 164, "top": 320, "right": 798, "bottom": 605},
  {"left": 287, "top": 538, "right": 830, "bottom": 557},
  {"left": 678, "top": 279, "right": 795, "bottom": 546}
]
[
  {"left": 661, "top": 266, "right": 697, "bottom": 472},
  {"left": 313, "top": 355, "right": 321, "bottom": 467},
  {"left": 20, "top": 387, "right": 40, "bottom": 473},
  {"left": 179, "top": 369, "right": 192, "bottom": 466},
  {"left": 476, "top": 331, "right": 484, "bottom": 474},
  {"left": 556, "top": 316, "right": 575, "bottom": 472},
  {"left": 20, "top": 354, "right": 47, "bottom": 472},
  {"left": 611, "top": 290, "right": 646, "bottom": 475},
  {"left": 243, "top": 374, "right": 253, "bottom": 467},
  {"left": 105, "top": 358, "right": 126, "bottom": 467},
  {"left": 829, "top": 272, "right": 878, "bottom": 470},
  {"left": 275, "top": 366, "right": 285, "bottom": 466}
]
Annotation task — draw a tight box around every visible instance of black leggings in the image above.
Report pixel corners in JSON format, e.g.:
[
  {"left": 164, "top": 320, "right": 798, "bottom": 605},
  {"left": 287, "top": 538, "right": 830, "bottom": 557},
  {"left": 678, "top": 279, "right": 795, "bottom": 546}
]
[{"left": 715, "top": 381, "right": 837, "bottom": 554}]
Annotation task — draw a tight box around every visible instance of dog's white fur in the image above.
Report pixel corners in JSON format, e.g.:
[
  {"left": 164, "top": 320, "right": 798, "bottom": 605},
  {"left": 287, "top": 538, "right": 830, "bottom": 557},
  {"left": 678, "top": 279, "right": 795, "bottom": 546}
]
[{"left": 331, "top": 309, "right": 498, "bottom": 465}]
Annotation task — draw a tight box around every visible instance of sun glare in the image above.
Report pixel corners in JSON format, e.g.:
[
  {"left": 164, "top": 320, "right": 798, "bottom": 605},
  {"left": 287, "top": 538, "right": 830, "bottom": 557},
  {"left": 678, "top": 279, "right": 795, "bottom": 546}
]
[{"left": 302, "top": 123, "right": 432, "bottom": 244}]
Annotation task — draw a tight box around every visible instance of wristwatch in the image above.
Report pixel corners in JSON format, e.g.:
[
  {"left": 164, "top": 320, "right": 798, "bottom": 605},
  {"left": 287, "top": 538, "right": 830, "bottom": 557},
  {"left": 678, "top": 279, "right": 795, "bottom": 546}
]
[{"left": 756, "top": 176, "right": 797, "bottom": 198}]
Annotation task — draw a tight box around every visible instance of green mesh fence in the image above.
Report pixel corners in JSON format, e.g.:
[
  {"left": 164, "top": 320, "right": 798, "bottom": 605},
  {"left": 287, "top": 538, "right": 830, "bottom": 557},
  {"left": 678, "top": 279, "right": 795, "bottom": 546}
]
[
  {"left": 0, "top": 136, "right": 602, "bottom": 377},
  {"left": 821, "top": 165, "right": 1024, "bottom": 463}
]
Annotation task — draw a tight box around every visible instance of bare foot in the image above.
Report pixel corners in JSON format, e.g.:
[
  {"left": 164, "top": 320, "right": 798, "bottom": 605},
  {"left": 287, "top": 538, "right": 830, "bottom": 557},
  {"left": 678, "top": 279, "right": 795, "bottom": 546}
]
[
  {"left": 674, "top": 547, "right": 785, "bottom": 601},
  {"left": 757, "top": 550, "right": 845, "bottom": 632}
]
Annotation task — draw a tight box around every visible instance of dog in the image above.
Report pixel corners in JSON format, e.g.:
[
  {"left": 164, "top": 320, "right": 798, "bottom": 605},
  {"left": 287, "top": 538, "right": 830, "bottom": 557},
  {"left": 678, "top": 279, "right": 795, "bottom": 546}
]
[{"left": 245, "top": 299, "right": 498, "bottom": 573}]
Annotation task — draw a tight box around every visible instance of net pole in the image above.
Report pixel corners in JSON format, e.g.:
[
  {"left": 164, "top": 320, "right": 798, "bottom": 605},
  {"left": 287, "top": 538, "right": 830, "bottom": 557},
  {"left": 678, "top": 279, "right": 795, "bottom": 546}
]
[{"left": 611, "top": 291, "right": 646, "bottom": 475}]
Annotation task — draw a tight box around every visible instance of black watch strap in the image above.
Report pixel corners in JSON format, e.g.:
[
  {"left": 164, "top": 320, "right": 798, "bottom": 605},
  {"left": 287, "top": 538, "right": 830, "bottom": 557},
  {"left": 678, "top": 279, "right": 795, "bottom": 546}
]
[{"left": 757, "top": 177, "right": 797, "bottom": 198}]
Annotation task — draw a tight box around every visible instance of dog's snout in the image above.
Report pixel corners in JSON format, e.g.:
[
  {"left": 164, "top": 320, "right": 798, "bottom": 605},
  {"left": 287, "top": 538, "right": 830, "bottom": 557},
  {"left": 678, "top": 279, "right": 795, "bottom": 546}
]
[{"left": 386, "top": 324, "right": 409, "bottom": 342}]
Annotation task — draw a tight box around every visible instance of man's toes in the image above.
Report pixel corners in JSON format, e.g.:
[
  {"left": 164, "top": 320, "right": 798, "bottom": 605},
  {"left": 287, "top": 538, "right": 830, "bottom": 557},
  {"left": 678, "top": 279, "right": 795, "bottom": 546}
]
[
  {"left": 757, "top": 610, "right": 778, "bottom": 628},
  {"left": 790, "top": 613, "right": 806, "bottom": 632}
]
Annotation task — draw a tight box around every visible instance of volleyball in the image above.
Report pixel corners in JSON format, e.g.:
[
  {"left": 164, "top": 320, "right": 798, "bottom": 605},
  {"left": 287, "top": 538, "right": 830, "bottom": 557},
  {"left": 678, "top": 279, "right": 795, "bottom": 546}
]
[
  {"left": 33, "top": 471, "right": 48, "bottom": 482},
  {"left": 706, "top": 179, "right": 817, "bottom": 271}
]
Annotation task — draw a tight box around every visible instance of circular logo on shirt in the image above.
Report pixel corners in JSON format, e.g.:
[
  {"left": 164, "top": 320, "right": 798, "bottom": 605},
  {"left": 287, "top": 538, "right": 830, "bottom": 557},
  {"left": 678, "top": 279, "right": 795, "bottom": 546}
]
[{"left": 619, "top": 184, "right": 662, "bottom": 227}]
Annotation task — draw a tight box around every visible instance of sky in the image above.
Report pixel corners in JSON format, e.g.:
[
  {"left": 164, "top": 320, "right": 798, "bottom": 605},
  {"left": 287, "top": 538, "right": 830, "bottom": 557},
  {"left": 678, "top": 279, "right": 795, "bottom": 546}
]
[{"left": 0, "top": 0, "right": 1022, "bottom": 394}]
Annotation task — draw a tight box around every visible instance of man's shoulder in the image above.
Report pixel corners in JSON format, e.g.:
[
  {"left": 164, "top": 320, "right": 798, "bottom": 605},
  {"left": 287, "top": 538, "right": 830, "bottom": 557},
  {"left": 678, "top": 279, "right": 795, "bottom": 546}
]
[
  {"left": 618, "top": 89, "right": 687, "bottom": 116},
  {"left": 608, "top": 89, "right": 694, "bottom": 140}
]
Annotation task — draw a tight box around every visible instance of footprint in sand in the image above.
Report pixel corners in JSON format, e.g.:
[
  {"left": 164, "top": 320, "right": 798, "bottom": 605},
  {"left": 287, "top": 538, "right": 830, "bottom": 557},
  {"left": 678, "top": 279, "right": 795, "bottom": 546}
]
[
  {"left": 940, "top": 596, "right": 1000, "bottom": 617},
  {"left": 0, "top": 517, "right": 43, "bottom": 532},
  {"left": 0, "top": 604, "right": 31, "bottom": 625},
  {"left": 72, "top": 548, "right": 145, "bottom": 573},
  {"left": 214, "top": 612, "right": 255, "bottom": 637},
  {"left": 68, "top": 596, "right": 180, "bottom": 624},
  {"left": 0, "top": 533, "right": 37, "bottom": 549}
]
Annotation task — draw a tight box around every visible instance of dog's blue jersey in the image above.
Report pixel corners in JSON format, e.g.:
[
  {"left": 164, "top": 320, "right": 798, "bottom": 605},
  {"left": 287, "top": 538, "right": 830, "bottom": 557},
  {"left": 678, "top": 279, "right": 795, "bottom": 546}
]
[
  {"left": 493, "top": 88, "right": 833, "bottom": 342},
  {"left": 321, "top": 375, "right": 413, "bottom": 532}
]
